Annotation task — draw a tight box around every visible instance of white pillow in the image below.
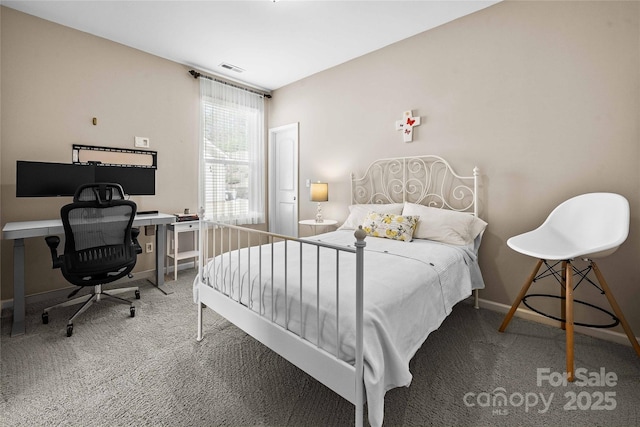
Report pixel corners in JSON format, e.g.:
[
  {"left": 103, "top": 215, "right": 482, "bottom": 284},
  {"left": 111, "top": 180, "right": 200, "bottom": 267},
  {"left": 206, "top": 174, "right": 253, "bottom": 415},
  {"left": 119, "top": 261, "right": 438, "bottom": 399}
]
[
  {"left": 402, "top": 202, "right": 487, "bottom": 245},
  {"left": 338, "top": 203, "right": 404, "bottom": 230}
]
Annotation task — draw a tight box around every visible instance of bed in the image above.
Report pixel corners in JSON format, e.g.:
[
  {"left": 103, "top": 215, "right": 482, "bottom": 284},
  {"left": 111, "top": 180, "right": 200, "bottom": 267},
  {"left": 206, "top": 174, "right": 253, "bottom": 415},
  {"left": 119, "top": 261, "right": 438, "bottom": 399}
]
[{"left": 193, "top": 155, "right": 487, "bottom": 427}]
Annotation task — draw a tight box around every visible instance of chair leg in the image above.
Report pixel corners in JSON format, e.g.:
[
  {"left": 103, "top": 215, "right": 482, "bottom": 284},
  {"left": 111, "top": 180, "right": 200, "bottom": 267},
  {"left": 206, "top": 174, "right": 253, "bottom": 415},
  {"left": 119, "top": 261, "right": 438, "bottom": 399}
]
[
  {"left": 104, "top": 286, "right": 139, "bottom": 298},
  {"left": 68, "top": 294, "right": 98, "bottom": 325},
  {"left": 591, "top": 261, "right": 640, "bottom": 357},
  {"left": 560, "top": 261, "right": 567, "bottom": 331},
  {"left": 565, "top": 261, "right": 575, "bottom": 382},
  {"left": 101, "top": 292, "right": 135, "bottom": 306},
  {"left": 499, "top": 259, "right": 544, "bottom": 332},
  {"left": 43, "top": 293, "right": 92, "bottom": 314}
]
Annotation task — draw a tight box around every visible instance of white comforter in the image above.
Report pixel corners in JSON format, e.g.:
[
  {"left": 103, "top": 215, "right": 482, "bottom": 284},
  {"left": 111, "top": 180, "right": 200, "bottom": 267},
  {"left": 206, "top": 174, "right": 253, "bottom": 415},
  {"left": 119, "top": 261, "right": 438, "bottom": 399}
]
[{"left": 197, "top": 229, "right": 484, "bottom": 427}]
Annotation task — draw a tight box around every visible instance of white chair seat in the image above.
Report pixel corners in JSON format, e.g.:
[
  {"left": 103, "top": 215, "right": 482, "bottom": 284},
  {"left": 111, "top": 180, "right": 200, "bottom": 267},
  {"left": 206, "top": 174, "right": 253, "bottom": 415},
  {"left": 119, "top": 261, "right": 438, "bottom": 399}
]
[
  {"left": 507, "top": 193, "right": 629, "bottom": 260},
  {"left": 508, "top": 227, "right": 622, "bottom": 260}
]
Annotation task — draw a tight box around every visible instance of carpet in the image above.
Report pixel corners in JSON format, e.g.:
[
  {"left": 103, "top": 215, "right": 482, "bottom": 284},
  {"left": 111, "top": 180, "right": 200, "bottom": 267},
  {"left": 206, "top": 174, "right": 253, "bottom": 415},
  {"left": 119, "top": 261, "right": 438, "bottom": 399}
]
[{"left": 2, "top": 270, "right": 639, "bottom": 426}]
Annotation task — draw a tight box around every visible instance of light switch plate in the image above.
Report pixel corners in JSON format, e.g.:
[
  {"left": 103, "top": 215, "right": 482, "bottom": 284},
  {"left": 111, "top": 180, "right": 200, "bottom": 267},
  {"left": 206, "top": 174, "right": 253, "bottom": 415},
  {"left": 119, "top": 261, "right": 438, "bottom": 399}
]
[{"left": 134, "top": 136, "right": 150, "bottom": 148}]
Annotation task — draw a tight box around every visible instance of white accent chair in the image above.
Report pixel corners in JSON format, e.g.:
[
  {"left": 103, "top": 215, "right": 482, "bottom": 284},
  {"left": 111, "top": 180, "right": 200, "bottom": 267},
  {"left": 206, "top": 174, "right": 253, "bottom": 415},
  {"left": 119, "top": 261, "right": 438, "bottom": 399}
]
[{"left": 499, "top": 192, "right": 640, "bottom": 381}]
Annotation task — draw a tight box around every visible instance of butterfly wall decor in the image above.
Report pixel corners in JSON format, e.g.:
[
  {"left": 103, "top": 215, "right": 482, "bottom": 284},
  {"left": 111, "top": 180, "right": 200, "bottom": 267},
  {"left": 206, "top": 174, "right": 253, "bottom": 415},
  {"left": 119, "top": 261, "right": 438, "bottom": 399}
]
[{"left": 395, "top": 110, "right": 421, "bottom": 142}]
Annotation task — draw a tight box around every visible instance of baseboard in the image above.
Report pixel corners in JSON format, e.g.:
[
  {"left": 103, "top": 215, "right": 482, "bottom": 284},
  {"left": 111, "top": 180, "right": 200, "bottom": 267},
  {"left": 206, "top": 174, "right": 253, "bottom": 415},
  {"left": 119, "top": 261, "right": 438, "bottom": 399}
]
[
  {"left": 1, "top": 268, "right": 156, "bottom": 312},
  {"left": 165, "top": 260, "right": 197, "bottom": 276},
  {"left": 1, "top": 261, "right": 202, "bottom": 312},
  {"left": 478, "top": 297, "right": 639, "bottom": 348}
]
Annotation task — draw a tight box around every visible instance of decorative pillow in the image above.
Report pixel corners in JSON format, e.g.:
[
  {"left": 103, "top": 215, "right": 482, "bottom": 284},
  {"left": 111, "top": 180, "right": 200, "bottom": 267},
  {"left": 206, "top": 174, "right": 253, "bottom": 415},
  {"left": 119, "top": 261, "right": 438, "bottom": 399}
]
[
  {"left": 402, "top": 202, "right": 488, "bottom": 246},
  {"left": 361, "top": 212, "right": 419, "bottom": 242},
  {"left": 338, "top": 203, "right": 404, "bottom": 230}
]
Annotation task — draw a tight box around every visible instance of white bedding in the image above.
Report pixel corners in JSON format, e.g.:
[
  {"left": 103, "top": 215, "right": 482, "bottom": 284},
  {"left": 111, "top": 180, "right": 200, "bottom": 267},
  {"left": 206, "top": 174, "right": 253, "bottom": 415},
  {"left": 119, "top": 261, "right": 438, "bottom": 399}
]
[{"left": 198, "top": 229, "right": 484, "bottom": 427}]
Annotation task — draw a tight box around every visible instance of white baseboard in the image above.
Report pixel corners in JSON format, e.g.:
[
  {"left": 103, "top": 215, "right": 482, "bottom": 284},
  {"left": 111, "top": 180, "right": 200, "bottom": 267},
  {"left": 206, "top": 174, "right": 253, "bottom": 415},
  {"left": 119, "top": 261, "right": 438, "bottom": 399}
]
[
  {"left": 165, "top": 260, "right": 197, "bottom": 276},
  {"left": 1, "top": 261, "right": 202, "bottom": 312},
  {"left": 1, "top": 268, "right": 156, "bottom": 312},
  {"left": 478, "top": 297, "right": 639, "bottom": 348}
]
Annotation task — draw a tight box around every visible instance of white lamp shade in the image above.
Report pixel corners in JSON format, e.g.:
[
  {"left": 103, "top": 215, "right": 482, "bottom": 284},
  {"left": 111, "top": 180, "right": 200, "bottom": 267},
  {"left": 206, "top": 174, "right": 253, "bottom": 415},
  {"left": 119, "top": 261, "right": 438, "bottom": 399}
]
[{"left": 310, "top": 182, "right": 328, "bottom": 202}]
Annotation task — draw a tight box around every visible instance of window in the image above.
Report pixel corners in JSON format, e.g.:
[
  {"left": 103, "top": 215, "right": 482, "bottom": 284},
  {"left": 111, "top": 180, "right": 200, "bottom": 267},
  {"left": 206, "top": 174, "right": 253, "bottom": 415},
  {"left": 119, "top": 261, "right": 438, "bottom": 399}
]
[{"left": 199, "top": 79, "right": 265, "bottom": 224}]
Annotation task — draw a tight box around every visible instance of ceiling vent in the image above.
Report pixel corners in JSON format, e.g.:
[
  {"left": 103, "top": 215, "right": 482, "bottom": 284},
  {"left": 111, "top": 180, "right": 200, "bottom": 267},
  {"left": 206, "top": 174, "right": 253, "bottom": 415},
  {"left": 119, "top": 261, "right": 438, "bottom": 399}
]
[{"left": 219, "top": 62, "right": 245, "bottom": 73}]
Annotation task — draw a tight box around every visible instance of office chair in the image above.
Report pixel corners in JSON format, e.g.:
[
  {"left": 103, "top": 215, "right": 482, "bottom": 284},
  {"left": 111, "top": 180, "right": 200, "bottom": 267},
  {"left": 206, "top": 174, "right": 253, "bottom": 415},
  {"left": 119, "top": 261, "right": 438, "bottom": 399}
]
[
  {"left": 498, "top": 193, "right": 640, "bottom": 381},
  {"left": 42, "top": 183, "right": 143, "bottom": 337}
]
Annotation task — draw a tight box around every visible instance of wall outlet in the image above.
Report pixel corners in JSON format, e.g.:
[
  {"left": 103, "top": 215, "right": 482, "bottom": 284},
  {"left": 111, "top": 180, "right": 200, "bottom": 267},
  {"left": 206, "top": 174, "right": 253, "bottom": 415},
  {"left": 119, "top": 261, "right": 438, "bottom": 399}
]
[
  {"left": 135, "top": 136, "right": 150, "bottom": 148},
  {"left": 145, "top": 242, "right": 153, "bottom": 253}
]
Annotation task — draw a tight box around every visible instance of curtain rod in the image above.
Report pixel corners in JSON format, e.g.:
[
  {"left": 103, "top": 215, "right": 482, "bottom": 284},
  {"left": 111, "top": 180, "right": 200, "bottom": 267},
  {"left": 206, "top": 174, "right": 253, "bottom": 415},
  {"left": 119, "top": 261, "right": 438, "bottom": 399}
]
[{"left": 189, "top": 70, "right": 272, "bottom": 99}]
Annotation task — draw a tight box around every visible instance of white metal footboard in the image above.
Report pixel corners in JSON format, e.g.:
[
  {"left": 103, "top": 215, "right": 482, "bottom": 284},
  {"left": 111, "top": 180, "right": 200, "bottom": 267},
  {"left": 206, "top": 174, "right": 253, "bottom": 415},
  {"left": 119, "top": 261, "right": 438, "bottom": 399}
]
[{"left": 195, "top": 220, "right": 367, "bottom": 426}]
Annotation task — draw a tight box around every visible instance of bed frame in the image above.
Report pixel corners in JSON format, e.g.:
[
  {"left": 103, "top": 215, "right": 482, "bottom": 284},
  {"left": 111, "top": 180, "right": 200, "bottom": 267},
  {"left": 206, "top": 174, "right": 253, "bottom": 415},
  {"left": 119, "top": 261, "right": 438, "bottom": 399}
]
[{"left": 195, "top": 155, "right": 480, "bottom": 426}]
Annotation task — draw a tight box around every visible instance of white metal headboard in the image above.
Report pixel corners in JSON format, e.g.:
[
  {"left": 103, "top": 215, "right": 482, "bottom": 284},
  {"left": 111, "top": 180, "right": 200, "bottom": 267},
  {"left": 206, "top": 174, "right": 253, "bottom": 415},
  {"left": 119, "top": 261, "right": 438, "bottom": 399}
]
[{"left": 350, "top": 155, "right": 480, "bottom": 216}]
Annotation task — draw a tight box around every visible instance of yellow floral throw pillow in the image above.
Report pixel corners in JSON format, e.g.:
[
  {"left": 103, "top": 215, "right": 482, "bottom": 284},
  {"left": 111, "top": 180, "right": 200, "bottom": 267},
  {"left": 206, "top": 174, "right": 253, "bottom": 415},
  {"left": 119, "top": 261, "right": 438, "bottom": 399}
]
[{"left": 362, "top": 212, "right": 420, "bottom": 242}]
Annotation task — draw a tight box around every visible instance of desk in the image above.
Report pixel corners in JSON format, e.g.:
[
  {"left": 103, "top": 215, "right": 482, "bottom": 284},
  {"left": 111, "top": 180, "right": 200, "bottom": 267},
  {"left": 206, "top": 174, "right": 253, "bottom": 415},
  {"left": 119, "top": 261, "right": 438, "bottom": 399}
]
[{"left": 2, "top": 213, "right": 175, "bottom": 337}]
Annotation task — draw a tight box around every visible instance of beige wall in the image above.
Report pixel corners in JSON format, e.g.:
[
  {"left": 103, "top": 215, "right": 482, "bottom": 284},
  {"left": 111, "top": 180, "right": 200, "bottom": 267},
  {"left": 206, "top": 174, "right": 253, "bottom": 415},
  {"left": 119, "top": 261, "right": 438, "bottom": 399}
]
[
  {"left": 2, "top": 2, "right": 639, "bottom": 338},
  {"left": 269, "top": 1, "right": 640, "bottom": 335},
  {"left": 1, "top": 7, "right": 199, "bottom": 298}
]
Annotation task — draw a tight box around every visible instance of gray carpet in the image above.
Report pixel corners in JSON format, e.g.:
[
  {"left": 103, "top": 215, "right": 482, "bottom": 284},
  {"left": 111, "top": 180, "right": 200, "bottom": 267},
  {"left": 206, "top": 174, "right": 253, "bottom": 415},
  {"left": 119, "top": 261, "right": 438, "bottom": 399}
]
[{"left": 2, "top": 270, "right": 639, "bottom": 426}]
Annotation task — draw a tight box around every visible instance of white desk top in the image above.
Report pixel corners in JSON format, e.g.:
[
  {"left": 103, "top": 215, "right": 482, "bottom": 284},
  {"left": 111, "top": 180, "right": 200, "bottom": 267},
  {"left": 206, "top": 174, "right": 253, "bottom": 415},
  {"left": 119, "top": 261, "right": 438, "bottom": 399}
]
[{"left": 2, "top": 213, "right": 176, "bottom": 240}]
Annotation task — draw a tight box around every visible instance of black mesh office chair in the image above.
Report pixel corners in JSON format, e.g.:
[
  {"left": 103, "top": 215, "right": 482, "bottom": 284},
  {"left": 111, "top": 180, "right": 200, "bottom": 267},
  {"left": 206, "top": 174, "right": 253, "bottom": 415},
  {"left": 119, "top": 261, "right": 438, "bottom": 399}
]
[{"left": 42, "top": 183, "right": 143, "bottom": 337}]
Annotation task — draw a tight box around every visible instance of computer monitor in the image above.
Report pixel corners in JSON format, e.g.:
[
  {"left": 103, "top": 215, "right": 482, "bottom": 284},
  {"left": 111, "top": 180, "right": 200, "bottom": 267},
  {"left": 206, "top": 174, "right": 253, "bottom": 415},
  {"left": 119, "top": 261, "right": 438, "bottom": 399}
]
[
  {"left": 95, "top": 165, "right": 155, "bottom": 196},
  {"left": 16, "top": 161, "right": 156, "bottom": 197},
  {"left": 16, "top": 161, "right": 95, "bottom": 197}
]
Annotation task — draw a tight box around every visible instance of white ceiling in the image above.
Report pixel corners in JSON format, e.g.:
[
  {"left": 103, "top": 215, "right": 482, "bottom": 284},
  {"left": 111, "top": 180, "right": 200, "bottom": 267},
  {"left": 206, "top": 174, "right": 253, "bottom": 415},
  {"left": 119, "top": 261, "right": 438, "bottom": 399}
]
[{"left": 2, "top": 0, "right": 499, "bottom": 91}]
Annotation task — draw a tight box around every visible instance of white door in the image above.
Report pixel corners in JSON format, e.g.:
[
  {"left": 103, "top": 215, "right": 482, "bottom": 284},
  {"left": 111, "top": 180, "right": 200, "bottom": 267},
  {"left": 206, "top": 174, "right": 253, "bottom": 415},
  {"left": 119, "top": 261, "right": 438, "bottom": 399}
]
[{"left": 268, "top": 123, "right": 299, "bottom": 236}]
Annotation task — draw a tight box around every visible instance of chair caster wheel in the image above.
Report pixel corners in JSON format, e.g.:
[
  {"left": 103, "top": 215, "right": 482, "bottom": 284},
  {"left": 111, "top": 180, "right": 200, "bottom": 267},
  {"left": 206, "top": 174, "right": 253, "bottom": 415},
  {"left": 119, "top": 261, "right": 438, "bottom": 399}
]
[
  {"left": 130, "top": 306, "right": 136, "bottom": 318},
  {"left": 42, "top": 312, "right": 49, "bottom": 324},
  {"left": 66, "top": 324, "right": 73, "bottom": 337},
  {"left": 135, "top": 290, "right": 140, "bottom": 299}
]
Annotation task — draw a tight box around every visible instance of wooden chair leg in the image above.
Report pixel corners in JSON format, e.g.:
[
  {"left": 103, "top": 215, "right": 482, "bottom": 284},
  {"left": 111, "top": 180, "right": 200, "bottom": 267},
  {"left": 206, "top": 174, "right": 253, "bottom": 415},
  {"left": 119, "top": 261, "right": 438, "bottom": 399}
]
[
  {"left": 591, "top": 261, "right": 640, "bottom": 357},
  {"left": 565, "top": 260, "right": 575, "bottom": 382},
  {"left": 561, "top": 261, "right": 567, "bottom": 331},
  {"left": 499, "top": 259, "right": 544, "bottom": 332}
]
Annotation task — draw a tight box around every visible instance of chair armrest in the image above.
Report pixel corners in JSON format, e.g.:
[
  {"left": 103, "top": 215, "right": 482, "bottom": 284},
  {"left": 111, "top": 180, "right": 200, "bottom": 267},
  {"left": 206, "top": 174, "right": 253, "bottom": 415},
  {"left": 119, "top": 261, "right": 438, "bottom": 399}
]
[
  {"left": 131, "top": 227, "right": 143, "bottom": 254},
  {"left": 44, "top": 236, "right": 63, "bottom": 269}
]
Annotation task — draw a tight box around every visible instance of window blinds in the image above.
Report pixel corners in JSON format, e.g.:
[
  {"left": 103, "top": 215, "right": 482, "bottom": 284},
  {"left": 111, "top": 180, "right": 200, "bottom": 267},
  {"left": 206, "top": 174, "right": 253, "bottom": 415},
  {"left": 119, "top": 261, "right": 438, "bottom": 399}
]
[{"left": 199, "top": 79, "right": 265, "bottom": 224}]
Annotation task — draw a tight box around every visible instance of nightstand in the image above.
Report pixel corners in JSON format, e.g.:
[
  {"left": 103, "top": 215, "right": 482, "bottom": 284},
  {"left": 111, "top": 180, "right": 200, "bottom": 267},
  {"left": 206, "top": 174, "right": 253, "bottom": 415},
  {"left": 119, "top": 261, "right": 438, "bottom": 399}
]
[
  {"left": 298, "top": 219, "right": 338, "bottom": 235},
  {"left": 166, "top": 221, "right": 199, "bottom": 280}
]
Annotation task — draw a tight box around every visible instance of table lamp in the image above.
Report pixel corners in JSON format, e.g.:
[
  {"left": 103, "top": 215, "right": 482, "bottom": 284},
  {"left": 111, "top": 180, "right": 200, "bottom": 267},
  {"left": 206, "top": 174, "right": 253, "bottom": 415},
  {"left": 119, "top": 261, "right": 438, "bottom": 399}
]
[{"left": 310, "top": 182, "right": 328, "bottom": 223}]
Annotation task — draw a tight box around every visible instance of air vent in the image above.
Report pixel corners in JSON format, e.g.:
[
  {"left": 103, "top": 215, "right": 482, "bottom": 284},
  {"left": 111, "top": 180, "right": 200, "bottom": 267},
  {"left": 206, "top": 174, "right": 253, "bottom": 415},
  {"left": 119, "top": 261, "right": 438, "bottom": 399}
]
[{"left": 219, "top": 62, "right": 245, "bottom": 73}]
